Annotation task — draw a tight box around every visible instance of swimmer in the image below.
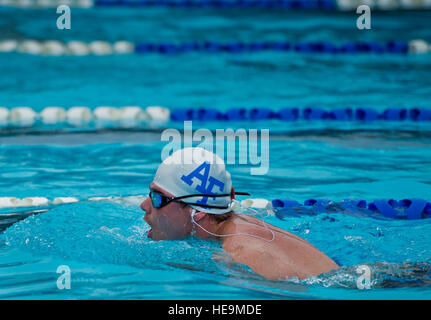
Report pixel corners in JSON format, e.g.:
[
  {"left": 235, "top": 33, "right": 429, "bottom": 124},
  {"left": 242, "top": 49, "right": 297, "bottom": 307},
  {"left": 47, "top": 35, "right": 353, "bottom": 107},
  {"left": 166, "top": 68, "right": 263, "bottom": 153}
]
[{"left": 140, "top": 147, "right": 339, "bottom": 281}]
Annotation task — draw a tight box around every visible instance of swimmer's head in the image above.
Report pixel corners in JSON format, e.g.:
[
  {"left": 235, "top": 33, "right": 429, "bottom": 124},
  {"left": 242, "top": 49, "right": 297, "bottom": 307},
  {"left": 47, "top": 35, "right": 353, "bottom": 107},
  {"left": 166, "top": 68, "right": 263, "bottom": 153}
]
[{"left": 140, "top": 147, "right": 236, "bottom": 240}]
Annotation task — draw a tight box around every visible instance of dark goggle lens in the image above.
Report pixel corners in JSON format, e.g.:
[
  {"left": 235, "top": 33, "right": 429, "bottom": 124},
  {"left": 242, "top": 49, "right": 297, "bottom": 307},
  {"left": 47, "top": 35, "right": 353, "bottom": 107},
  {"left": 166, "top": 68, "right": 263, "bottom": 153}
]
[{"left": 150, "top": 191, "right": 163, "bottom": 208}]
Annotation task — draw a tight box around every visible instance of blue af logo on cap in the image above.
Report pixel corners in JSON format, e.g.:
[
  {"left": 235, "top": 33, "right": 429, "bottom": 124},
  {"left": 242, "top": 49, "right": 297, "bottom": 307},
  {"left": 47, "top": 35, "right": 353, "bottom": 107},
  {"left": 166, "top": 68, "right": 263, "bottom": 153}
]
[{"left": 180, "top": 162, "right": 225, "bottom": 206}]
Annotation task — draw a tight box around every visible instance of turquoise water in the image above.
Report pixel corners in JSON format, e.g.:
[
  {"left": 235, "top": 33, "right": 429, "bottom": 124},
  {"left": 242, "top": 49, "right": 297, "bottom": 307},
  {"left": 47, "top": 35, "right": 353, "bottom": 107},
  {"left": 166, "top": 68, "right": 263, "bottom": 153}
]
[{"left": 1, "top": 7, "right": 431, "bottom": 299}]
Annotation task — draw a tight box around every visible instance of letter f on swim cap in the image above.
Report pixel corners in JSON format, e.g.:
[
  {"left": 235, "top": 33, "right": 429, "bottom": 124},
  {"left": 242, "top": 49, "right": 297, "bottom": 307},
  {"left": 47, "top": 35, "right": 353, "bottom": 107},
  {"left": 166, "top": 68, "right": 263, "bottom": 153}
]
[{"left": 153, "top": 147, "right": 233, "bottom": 214}]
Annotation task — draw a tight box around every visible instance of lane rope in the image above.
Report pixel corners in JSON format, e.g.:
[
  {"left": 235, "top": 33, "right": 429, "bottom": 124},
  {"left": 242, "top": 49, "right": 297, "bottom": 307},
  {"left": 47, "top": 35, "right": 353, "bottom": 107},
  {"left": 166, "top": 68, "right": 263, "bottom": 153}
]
[
  {"left": 1, "top": 0, "right": 431, "bottom": 11},
  {"left": 1, "top": 106, "right": 431, "bottom": 127},
  {"left": 0, "top": 39, "right": 429, "bottom": 55},
  {"left": 1, "top": 196, "right": 430, "bottom": 220}
]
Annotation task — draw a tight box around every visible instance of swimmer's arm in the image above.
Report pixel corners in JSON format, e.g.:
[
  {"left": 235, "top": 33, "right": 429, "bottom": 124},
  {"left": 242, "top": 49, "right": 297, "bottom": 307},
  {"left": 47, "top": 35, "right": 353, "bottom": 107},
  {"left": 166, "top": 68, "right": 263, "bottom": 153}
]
[{"left": 222, "top": 238, "right": 299, "bottom": 281}]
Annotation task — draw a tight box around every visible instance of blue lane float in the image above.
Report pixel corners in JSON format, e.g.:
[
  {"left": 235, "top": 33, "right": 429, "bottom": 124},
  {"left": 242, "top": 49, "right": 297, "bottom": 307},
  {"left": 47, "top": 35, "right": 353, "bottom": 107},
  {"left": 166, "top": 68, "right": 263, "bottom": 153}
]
[
  {"left": 398, "top": 199, "right": 430, "bottom": 220},
  {"left": 224, "top": 108, "right": 248, "bottom": 121},
  {"left": 277, "top": 108, "right": 300, "bottom": 121},
  {"left": 355, "top": 108, "right": 380, "bottom": 121},
  {"left": 133, "top": 41, "right": 414, "bottom": 55},
  {"left": 382, "top": 108, "right": 408, "bottom": 121},
  {"left": 272, "top": 198, "right": 431, "bottom": 220},
  {"left": 170, "top": 107, "right": 431, "bottom": 122},
  {"left": 327, "top": 108, "right": 353, "bottom": 120},
  {"left": 410, "top": 108, "right": 431, "bottom": 121},
  {"left": 304, "top": 199, "right": 332, "bottom": 214},
  {"left": 170, "top": 108, "right": 194, "bottom": 121},
  {"left": 249, "top": 108, "right": 275, "bottom": 120},
  {"left": 94, "top": 0, "right": 338, "bottom": 10},
  {"left": 368, "top": 199, "right": 398, "bottom": 218},
  {"left": 91, "top": 0, "right": 431, "bottom": 12},
  {"left": 196, "top": 108, "right": 224, "bottom": 120},
  {"left": 303, "top": 107, "right": 328, "bottom": 120}
]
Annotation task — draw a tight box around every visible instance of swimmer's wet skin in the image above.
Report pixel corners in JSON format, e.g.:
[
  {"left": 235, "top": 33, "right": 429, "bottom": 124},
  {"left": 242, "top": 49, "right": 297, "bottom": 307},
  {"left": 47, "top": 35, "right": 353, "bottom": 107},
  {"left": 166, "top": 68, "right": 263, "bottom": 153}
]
[{"left": 140, "top": 147, "right": 339, "bottom": 281}]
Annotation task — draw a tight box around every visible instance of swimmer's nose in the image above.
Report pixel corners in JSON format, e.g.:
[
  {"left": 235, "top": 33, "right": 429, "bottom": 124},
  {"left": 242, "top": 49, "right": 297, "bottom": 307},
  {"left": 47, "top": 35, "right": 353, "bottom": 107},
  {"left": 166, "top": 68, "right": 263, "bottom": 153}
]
[{"left": 140, "top": 197, "right": 152, "bottom": 213}]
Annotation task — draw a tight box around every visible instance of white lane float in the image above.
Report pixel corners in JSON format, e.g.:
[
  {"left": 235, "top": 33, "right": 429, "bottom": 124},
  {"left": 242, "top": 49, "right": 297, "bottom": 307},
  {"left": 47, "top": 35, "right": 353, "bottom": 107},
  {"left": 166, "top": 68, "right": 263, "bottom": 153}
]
[
  {"left": 0, "top": 197, "right": 20, "bottom": 208},
  {"left": 22, "top": 197, "right": 50, "bottom": 206},
  {"left": 0, "top": 40, "right": 18, "bottom": 52},
  {"left": 52, "top": 197, "right": 79, "bottom": 205},
  {"left": 113, "top": 41, "right": 134, "bottom": 54},
  {"left": 146, "top": 106, "right": 170, "bottom": 121},
  {"left": 40, "top": 106, "right": 67, "bottom": 124},
  {"left": 241, "top": 198, "right": 273, "bottom": 209},
  {"left": 94, "top": 106, "right": 121, "bottom": 121},
  {"left": 42, "top": 40, "right": 66, "bottom": 56},
  {"left": 10, "top": 107, "right": 37, "bottom": 125},
  {"left": 67, "top": 41, "right": 90, "bottom": 56},
  {"left": 89, "top": 41, "right": 113, "bottom": 55},
  {"left": 408, "top": 39, "right": 429, "bottom": 54},
  {"left": 0, "top": 197, "right": 49, "bottom": 208},
  {"left": 0, "top": 107, "right": 10, "bottom": 124},
  {"left": 66, "top": 106, "right": 92, "bottom": 124},
  {"left": 17, "top": 40, "right": 43, "bottom": 55}
]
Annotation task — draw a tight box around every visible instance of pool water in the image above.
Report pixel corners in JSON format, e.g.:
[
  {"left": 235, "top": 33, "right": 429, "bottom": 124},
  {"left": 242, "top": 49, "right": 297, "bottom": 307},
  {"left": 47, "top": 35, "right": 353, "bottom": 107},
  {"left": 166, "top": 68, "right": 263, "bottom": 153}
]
[{"left": 1, "top": 7, "right": 431, "bottom": 299}]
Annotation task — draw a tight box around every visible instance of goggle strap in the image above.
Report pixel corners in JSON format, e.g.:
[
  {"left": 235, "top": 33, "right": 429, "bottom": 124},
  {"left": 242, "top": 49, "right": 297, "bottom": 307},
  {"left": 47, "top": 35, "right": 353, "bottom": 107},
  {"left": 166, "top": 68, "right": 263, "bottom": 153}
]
[
  {"left": 173, "top": 191, "right": 250, "bottom": 202},
  {"left": 173, "top": 192, "right": 250, "bottom": 209},
  {"left": 172, "top": 200, "right": 231, "bottom": 209},
  {"left": 150, "top": 190, "right": 250, "bottom": 210}
]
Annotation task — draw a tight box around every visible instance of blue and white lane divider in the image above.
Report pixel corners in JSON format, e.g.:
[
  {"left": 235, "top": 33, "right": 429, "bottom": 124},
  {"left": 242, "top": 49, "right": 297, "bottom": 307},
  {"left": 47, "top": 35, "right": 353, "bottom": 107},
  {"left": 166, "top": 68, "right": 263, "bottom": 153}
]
[
  {"left": 1, "top": 0, "right": 431, "bottom": 11},
  {"left": 1, "top": 106, "right": 431, "bottom": 126},
  {"left": 0, "top": 39, "right": 430, "bottom": 56},
  {"left": 1, "top": 196, "right": 430, "bottom": 220}
]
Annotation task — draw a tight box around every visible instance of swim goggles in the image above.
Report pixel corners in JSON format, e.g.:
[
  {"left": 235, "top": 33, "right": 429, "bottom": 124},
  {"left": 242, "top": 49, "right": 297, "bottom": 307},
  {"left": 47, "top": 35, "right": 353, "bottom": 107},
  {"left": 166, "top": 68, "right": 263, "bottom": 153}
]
[{"left": 149, "top": 189, "right": 250, "bottom": 209}]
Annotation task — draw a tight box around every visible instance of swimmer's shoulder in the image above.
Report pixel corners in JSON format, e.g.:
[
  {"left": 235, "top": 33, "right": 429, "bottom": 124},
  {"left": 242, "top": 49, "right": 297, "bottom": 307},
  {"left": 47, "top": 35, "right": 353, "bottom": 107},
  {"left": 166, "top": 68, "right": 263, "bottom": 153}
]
[
  {"left": 225, "top": 213, "right": 307, "bottom": 244},
  {"left": 221, "top": 235, "right": 299, "bottom": 280}
]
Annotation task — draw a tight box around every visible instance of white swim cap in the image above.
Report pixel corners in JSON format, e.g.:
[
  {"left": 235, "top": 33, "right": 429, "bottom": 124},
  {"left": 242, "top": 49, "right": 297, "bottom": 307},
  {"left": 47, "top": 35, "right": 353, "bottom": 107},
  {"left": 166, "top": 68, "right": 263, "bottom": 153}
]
[{"left": 153, "top": 147, "right": 233, "bottom": 214}]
